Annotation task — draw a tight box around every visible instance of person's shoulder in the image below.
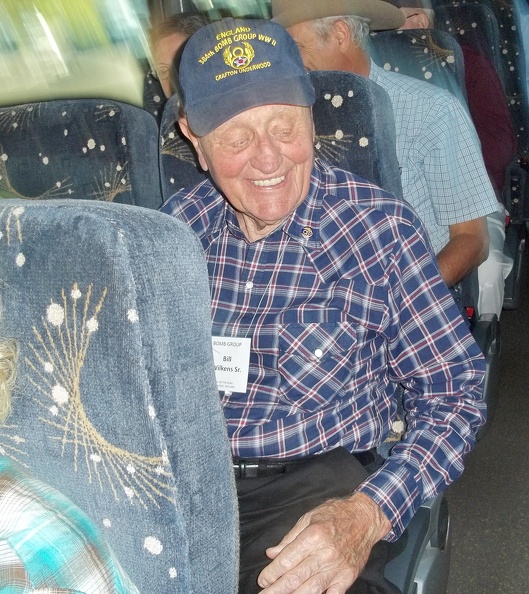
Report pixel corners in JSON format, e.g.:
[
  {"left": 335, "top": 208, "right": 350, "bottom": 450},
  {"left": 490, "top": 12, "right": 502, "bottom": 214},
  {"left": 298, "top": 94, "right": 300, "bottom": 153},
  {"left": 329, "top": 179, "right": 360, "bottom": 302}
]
[
  {"left": 373, "top": 63, "right": 460, "bottom": 106},
  {"left": 316, "top": 160, "right": 419, "bottom": 227},
  {"left": 160, "top": 179, "right": 223, "bottom": 231}
]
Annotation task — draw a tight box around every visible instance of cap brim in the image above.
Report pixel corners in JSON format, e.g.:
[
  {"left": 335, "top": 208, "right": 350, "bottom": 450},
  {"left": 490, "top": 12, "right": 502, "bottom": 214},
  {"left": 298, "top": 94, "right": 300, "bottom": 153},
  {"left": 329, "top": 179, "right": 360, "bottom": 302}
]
[
  {"left": 185, "top": 75, "right": 316, "bottom": 137},
  {"left": 272, "top": 0, "right": 406, "bottom": 30}
]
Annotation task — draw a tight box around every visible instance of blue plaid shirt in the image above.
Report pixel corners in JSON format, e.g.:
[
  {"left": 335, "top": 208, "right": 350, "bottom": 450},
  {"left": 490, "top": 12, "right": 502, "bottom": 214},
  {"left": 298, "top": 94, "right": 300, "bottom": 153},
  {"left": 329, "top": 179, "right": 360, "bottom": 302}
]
[{"left": 161, "top": 159, "right": 486, "bottom": 539}]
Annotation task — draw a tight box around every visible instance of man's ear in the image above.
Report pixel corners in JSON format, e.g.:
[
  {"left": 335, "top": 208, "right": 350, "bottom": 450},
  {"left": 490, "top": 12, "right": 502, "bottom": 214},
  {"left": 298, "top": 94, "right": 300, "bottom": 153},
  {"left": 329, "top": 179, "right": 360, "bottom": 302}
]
[
  {"left": 178, "top": 117, "right": 209, "bottom": 172},
  {"left": 333, "top": 19, "right": 352, "bottom": 54},
  {"left": 415, "top": 10, "right": 431, "bottom": 28}
]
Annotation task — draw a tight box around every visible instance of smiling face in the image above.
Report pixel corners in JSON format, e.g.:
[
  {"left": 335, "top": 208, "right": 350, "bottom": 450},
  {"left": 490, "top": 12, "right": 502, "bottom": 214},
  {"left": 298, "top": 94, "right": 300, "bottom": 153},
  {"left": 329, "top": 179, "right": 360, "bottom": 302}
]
[{"left": 180, "top": 104, "right": 315, "bottom": 242}]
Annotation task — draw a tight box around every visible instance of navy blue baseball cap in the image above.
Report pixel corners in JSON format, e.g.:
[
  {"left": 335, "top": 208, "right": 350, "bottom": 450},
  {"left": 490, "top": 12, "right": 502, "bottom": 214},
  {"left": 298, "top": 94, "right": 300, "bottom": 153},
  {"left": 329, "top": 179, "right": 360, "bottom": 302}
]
[{"left": 178, "top": 17, "right": 315, "bottom": 137}]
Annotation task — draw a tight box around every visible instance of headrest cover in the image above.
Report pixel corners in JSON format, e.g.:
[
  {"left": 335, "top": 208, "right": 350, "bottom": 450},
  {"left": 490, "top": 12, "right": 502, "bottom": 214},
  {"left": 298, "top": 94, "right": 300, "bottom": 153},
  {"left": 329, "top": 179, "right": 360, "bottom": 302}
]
[{"left": 179, "top": 17, "right": 315, "bottom": 137}]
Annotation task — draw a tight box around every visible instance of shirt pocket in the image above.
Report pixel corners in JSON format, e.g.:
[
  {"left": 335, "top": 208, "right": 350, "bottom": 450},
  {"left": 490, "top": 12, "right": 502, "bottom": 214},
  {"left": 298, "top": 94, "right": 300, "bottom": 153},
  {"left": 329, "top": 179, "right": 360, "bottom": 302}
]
[{"left": 277, "top": 322, "right": 357, "bottom": 413}]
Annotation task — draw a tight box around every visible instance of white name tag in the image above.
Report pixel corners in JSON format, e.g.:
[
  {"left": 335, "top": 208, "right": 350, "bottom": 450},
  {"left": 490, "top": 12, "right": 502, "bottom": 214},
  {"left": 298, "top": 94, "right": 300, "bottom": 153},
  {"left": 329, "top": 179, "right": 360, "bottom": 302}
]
[{"left": 211, "top": 336, "right": 251, "bottom": 393}]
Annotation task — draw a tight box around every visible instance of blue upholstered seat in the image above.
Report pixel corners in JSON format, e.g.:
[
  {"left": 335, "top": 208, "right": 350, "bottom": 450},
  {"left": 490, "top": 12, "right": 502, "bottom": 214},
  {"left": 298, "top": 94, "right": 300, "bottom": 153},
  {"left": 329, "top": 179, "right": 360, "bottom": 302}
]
[
  {"left": 0, "top": 198, "right": 239, "bottom": 593},
  {"left": 435, "top": 2, "right": 506, "bottom": 85},
  {"left": 159, "top": 95, "right": 208, "bottom": 199},
  {"left": 433, "top": 0, "right": 529, "bottom": 156},
  {"left": 310, "top": 70, "right": 403, "bottom": 199},
  {"left": 0, "top": 99, "right": 163, "bottom": 209},
  {"left": 369, "top": 29, "right": 468, "bottom": 106},
  {"left": 143, "top": 70, "right": 167, "bottom": 127}
]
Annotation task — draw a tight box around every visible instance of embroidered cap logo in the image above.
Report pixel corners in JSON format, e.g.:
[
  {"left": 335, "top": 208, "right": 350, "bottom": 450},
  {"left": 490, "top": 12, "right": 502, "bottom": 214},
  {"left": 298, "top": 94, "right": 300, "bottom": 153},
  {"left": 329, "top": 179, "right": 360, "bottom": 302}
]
[{"left": 223, "top": 42, "right": 255, "bottom": 70}]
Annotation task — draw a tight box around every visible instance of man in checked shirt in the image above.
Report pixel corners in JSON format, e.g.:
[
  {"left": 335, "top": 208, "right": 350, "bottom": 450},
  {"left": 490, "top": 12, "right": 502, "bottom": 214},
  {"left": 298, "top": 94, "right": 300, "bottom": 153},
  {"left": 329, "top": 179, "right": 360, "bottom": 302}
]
[{"left": 161, "top": 16, "right": 486, "bottom": 594}]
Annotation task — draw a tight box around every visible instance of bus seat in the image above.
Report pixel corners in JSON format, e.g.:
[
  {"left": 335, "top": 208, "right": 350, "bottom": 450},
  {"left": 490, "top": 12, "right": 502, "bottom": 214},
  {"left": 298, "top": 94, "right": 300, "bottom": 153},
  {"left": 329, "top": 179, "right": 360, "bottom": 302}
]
[
  {"left": 309, "top": 69, "right": 450, "bottom": 594},
  {"left": 309, "top": 70, "right": 403, "bottom": 199},
  {"left": 143, "top": 69, "right": 167, "bottom": 127},
  {"left": 0, "top": 99, "right": 163, "bottom": 209},
  {"left": 507, "top": 0, "right": 529, "bottom": 156},
  {"left": 159, "top": 94, "right": 208, "bottom": 199},
  {"left": 0, "top": 198, "right": 238, "bottom": 593},
  {"left": 369, "top": 28, "right": 468, "bottom": 106},
  {"left": 434, "top": 2, "right": 507, "bottom": 89}
]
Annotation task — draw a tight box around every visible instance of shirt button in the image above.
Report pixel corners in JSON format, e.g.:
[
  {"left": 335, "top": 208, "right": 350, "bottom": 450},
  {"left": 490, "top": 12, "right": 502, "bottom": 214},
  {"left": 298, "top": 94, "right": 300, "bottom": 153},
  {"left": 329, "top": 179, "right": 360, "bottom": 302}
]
[
  {"left": 225, "top": 391, "right": 232, "bottom": 397},
  {"left": 314, "top": 348, "right": 323, "bottom": 358},
  {"left": 245, "top": 281, "right": 254, "bottom": 290}
]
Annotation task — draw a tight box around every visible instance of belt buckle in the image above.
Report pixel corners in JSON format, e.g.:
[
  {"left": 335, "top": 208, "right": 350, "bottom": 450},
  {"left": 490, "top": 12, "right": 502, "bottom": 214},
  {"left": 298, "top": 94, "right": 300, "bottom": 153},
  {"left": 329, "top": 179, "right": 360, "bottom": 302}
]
[{"left": 233, "top": 459, "right": 260, "bottom": 479}]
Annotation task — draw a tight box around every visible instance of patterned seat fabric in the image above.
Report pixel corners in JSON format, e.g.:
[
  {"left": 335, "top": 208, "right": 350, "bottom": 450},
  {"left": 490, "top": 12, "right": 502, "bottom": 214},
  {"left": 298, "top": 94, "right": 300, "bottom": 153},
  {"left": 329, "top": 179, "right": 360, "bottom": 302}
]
[
  {"left": 143, "top": 70, "right": 167, "bottom": 127},
  {"left": 435, "top": 2, "right": 506, "bottom": 86},
  {"left": 0, "top": 198, "right": 239, "bottom": 594},
  {"left": 433, "top": 0, "right": 529, "bottom": 157},
  {"left": 369, "top": 29, "right": 468, "bottom": 106},
  {"left": 159, "top": 95, "right": 208, "bottom": 200},
  {"left": 0, "top": 99, "right": 163, "bottom": 209},
  {"left": 309, "top": 70, "right": 403, "bottom": 199}
]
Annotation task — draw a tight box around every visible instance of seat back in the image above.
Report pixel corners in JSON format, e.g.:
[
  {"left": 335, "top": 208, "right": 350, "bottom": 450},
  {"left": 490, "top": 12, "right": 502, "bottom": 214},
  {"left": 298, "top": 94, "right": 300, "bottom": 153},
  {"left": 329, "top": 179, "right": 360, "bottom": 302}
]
[
  {"left": 369, "top": 29, "right": 467, "bottom": 105},
  {"left": 309, "top": 70, "right": 403, "bottom": 199},
  {"left": 143, "top": 70, "right": 167, "bottom": 127},
  {"left": 0, "top": 198, "right": 238, "bottom": 593},
  {"left": 433, "top": 0, "right": 529, "bottom": 158},
  {"left": 435, "top": 2, "right": 506, "bottom": 88},
  {"left": 159, "top": 94, "right": 208, "bottom": 200},
  {"left": 0, "top": 99, "right": 163, "bottom": 209}
]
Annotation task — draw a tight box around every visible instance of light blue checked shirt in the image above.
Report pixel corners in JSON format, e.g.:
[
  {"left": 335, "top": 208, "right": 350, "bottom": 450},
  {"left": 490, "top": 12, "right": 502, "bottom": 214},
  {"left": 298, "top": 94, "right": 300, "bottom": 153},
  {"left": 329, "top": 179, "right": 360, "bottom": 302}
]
[
  {"left": 369, "top": 61, "right": 499, "bottom": 255},
  {"left": 161, "top": 159, "right": 486, "bottom": 539},
  {"left": 0, "top": 456, "right": 139, "bottom": 593}
]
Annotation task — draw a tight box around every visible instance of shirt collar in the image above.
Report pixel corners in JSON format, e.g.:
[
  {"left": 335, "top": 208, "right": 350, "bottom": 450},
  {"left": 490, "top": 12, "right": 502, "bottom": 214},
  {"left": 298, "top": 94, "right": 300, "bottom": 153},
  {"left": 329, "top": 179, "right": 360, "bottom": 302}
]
[{"left": 368, "top": 59, "right": 382, "bottom": 83}]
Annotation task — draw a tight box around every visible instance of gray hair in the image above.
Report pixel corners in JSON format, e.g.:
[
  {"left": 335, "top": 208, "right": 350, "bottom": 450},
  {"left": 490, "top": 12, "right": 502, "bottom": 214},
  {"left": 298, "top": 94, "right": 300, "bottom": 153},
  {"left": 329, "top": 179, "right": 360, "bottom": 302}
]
[
  {"left": 0, "top": 337, "right": 17, "bottom": 425},
  {"left": 307, "top": 15, "right": 371, "bottom": 50}
]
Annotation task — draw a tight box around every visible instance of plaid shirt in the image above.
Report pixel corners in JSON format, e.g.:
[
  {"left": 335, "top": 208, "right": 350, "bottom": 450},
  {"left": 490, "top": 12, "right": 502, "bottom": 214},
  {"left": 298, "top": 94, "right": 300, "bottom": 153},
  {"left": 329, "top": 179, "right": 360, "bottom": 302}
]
[
  {"left": 161, "top": 159, "right": 486, "bottom": 539},
  {"left": 0, "top": 456, "right": 139, "bottom": 593}
]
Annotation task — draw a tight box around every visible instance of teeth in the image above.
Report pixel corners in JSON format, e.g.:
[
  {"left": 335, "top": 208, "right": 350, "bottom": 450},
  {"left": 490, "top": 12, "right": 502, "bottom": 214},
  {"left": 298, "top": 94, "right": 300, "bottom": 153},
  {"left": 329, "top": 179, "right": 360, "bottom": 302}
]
[{"left": 252, "top": 176, "right": 285, "bottom": 187}]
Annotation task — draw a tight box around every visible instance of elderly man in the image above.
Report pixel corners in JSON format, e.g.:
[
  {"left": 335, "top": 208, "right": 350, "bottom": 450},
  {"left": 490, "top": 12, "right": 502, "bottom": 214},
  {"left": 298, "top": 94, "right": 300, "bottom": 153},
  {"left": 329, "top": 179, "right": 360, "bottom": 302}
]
[
  {"left": 271, "top": 0, "right": 500, "bottom": 313},
  {"left": 161, "top": 17, "right": 486, "bottom": 594}
]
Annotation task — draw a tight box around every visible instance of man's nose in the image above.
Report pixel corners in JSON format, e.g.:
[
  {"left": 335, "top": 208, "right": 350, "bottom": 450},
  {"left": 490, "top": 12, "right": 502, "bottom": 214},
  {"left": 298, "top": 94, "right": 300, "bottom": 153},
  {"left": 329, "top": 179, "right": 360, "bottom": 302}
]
[{"left": 250, "top": 134, "right": 282, "bottom": 173}]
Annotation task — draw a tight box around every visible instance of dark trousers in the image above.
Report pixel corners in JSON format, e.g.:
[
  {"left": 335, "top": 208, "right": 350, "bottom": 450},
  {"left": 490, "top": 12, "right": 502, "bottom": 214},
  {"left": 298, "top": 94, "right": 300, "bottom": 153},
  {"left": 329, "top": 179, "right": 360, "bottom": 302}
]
[{"left": 237, "top": 448, "right": 401, "bottom": 594}]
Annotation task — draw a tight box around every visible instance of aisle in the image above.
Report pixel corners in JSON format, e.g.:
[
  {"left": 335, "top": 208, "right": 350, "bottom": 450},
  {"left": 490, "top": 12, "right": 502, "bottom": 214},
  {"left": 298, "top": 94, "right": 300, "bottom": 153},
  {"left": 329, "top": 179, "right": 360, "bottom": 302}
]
[{"left": 446, "top": 266, "right": 529, "bottom": 593}]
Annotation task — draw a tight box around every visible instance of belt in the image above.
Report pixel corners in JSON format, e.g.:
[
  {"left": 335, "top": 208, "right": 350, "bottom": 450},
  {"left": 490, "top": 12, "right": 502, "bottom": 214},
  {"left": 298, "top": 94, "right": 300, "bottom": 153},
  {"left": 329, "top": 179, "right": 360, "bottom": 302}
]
[{"left": 233, "top": 450, "right": 378, "bottom": 479}]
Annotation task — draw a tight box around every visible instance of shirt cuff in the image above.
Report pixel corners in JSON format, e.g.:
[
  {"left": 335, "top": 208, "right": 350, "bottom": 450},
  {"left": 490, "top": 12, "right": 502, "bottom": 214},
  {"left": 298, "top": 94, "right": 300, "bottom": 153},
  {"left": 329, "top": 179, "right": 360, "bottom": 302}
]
[{"left": 355, "top": 458, "right": 423, "bottom": 542}]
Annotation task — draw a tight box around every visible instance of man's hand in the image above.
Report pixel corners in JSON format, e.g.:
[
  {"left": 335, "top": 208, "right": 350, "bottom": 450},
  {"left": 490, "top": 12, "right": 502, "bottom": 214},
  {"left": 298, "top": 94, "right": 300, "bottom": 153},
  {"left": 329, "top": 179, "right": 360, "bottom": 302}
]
[{"left": 257, "top": 492, "right": 392, "bottom": 594}]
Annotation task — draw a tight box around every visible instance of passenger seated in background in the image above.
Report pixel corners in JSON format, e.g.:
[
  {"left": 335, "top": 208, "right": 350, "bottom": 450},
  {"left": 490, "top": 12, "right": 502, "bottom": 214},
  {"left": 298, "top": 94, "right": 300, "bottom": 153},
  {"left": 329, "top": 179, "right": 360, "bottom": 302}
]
[
  {"left": 390, "top": 0, "right": 515, "bottom": 318},
  {"left": 150, "top": 12, "right": 210, "bottom": 98},
  {"left": 0, "top": 330, "right": 139, "bottom": 593},
  {"left": 143, "top": 12, "right": 209, "bottom": 120},
  {"left": 271, "top": 0, "right": 500, "bottom": 316},
  {"left": 161, "top": 16, "right": 486, "bottom": 594}
]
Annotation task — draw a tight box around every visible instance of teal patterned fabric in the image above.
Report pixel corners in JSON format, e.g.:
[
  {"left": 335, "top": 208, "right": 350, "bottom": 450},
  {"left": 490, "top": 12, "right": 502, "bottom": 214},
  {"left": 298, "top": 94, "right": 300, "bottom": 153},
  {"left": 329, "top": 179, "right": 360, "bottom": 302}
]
[
  {"left": 369, "top": 29, "right": 468, "bottom": 106},
  {"left": 0, "top": 456, "right": 139, "bottom": 593},
  {"left": 0, "top": 99, "right": 163, "bottom": 209},
  {"left": 0, "top": 199, "right": 239, "bottom": 593}
]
